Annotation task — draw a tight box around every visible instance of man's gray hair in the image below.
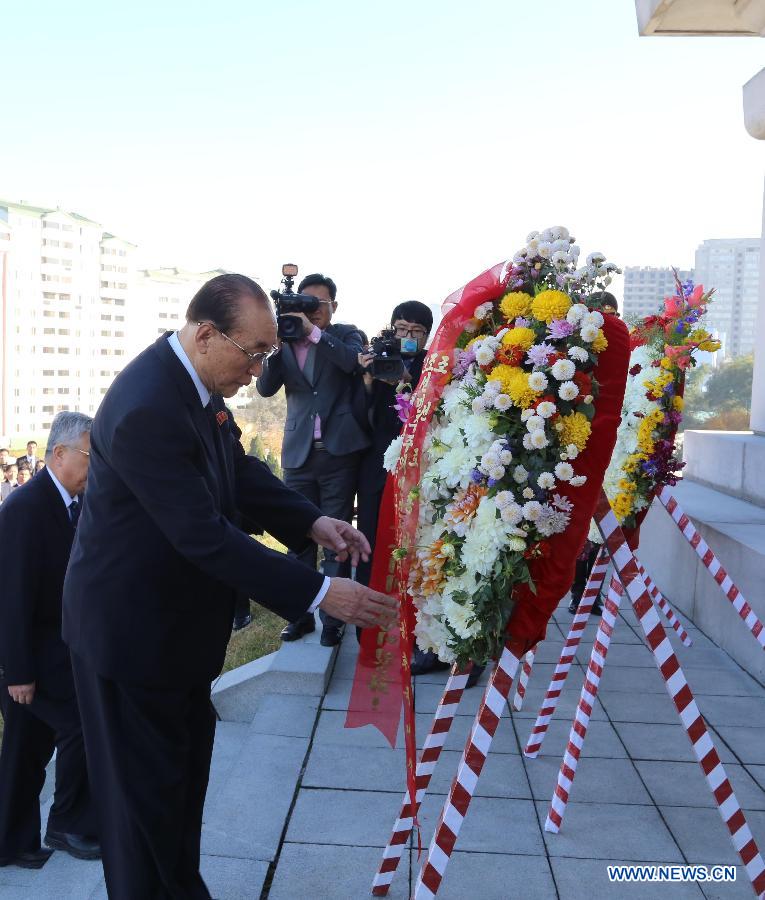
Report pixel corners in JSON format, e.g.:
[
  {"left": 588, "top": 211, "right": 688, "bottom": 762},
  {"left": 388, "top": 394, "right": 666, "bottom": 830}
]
[{"left": 46, "top": 411, "right": 94, "bottom": 459}]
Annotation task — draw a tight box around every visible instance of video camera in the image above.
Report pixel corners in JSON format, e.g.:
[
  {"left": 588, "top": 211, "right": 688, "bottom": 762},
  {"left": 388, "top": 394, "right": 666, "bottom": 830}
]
[
  {"left": 369, "top": 328, "right": 419, "bottom": 381},
  {"left": 270, "top": 264, "right": 320, "bottom": 342}
]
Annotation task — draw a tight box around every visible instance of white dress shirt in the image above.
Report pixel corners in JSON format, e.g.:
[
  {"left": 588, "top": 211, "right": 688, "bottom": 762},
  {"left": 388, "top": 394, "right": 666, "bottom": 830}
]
[
  {"left": 167, "top": 332, "right": 329, "bottom": 613},
  {"left": 46, "top": 466, "right": 77, "bottom": 513}
]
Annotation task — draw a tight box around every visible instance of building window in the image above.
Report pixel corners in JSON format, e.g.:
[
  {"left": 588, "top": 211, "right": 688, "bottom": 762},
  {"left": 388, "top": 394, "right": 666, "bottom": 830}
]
[{"left": 43, "top": 347, "right": 55, "bottom": 353}]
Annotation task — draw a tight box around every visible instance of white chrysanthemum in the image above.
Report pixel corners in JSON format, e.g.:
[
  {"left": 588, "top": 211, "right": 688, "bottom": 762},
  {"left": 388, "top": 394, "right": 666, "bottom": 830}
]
[
  {"left": 526, "top": 238, "right": 539, "bottom": 254},
  {"left": 566, "top": 443, "right": 580, "bottom": 459},
  {"left": 499, "top": 449, "right": 513, "bottom": 465},
  {"left": 500, "top": 502, "right": 523, "bottom": 525},
  {"left": 580, "top": 324, "right": 599, "bottom": 343},
  {"left": 568, "top": 346, "right": 589, "bottom": 363},
  {"left": 551, "top": 238, "right": 570, "bottom": 253},
  {"left": 582, "top": 310, "right": 604, "bottom": 328},
  {"left": 522, "top": 433, "right": 534, "bottom": 451},
  {"left": 508, "top": 536, "right": 527, "bottom": 552},
  {"left": 494, "top": 393, "right": 512, "bottom": 411},
  {"left": 441, "top": 383, "right": 470, "bottom": 417},
  {"left": 550, "top": 226, "right": 570, "bottom": 241},
  {"left": 489, "top": 465, "right": 505, "bottom": 481},
  {"left": 525, "top": 414, "right": 545, "bottom": 432},
  {"left": 551, "top": 250, "right": 570, "bottom": 268},
  {"left": 570, "top": 475, "right": 588, "bottom": 487},
  {"left": 443, "top": 595, "right": 480, "bottom": 640},
  {"left": 475, "top": 346, "right": 495, "bottom": 366},
  {"left": 383, "top": 435, "right": 404, "bottom": 472},
  {"left": 551, "top": 359, "right": 576, "bottom": 381},
  {"left": 522, "top": 500, "right": 543, "bottom": 521},
  {"left": 520, "top": 408, "right": 534, "bottom": 422},
  {"left": 495, "top": 490, "right": 514, "bottom": 509},
  {"left": 528, "top": 371, "right": 549, "bottom": 391},
  {"left": 537, "top": 241, "right": 552, "bottom": 259},
  {"left": 471, "top": 396, "right": 488, "bottom": 414},
  {"left": 569, "top": 244, "right": 581, "bottom": 258},
  {"left": 587, "top": 251, "right": 606, "bottom": 266},
  {"left": 513, "top": 465, "right": 529, "bottom": 483},
  {"left": 566, "top": 303, "right": 588, "bottom": 325},
  {"left": 537, "top": 472, "right": 556, "bottom": 490},
  {"left": 555, "top": 461, "right": 574, "bottom": 481},
  {"left": 530, "top": 430, "right": 549, "bottom": 449},
  {"left": 526, "top": 230, "right": 540, "bottom": 243},
  {"left": 474, "top": 302, "right": 493, "bottom": 320},
  {"left": 536, "top": 401, "right": 557, "bottom": 419},
  {"left": 484, "top": 379, "right": 502, "bottom": 395},
  {"left": 558, "top": 381, "right": 579, "bottom": 401},
  {"left": 522, "top": 487, "right": 535, "bottom": 499}
]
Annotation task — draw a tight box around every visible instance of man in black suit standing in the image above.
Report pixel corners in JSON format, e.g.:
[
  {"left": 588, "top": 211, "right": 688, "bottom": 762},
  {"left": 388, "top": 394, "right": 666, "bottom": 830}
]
[
  {"left": 63, "top": 274, "right": 396, "bottom": 900},
  {"left": 0, "top": 411, "right": 100, "bottom": 870},
  {"left": 18, "top": 441, "right": 40, "bottom": 475},
  {"left": 257, "top": 273, "right": 370, "bottom": 647}
]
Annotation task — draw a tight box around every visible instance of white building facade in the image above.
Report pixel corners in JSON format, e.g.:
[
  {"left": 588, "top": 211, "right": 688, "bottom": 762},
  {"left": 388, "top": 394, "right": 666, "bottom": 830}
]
[
  {"left": 622, "top": 266, "right": 694, "bottom": 321},
  {"left": 0, "top": 200, "right": 231, "bottom": 442},
  {"left": 693, "top": 238, "right": 760, "bottom": 359}
]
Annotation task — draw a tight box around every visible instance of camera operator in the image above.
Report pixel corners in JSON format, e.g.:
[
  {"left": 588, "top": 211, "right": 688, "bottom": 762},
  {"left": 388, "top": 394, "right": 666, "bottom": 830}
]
[
  {"left": 355, "top": 301, "right": 433, "bottom": 589},
  {"left": 257, "top": 273, "right": 370, "bottom": 647}
]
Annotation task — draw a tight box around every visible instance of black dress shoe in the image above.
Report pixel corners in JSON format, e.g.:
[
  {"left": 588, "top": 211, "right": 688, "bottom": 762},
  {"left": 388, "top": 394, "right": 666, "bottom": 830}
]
[
  {"left": 0, "top": 847, "right": 53, "bottom": 869},
  {"left": 410, "top": 649, "right": 450, "bottom": 676},
  {"left": 466, "top": 663, "right": 486, "bottom": 689},
  {"left": 591, "top": 596, "right": 604, "bottom": 617},
  {"left": 44, "top": 830, "right": 101, "bottom": 861},
  {"left": 232, "top": 613, "right": 252, "bottom": 632},
  {"left": 320, "top": 624, "right": 344, "bottom": 647},
  {"left": 568, "top": 596, "right": 580, "bottom": 614},
  {"left": 281, "top": 615, "right": 316, "bottom": 642}
]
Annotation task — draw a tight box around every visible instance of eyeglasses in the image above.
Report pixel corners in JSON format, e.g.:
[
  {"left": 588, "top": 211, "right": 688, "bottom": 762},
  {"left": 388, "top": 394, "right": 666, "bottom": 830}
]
[
  {"left": 392, "top": 324, "right": 428, "bottom": 339},
  {"left": 70, "top": 447, "right": 90, "bottom": 457},
  {"left": 198, "top": 322, "right": 279, "bottom": 366}
]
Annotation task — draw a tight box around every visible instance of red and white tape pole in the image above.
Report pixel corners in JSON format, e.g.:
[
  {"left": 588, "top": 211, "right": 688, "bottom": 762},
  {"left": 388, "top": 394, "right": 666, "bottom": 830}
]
[
  {"left": 371, "top": 663, "right": 473, "bottom": 896},
  {"left": 524, "top": 547, "right": 610, "bottom": 758},
  {"left": 592, "top": 492, "right": 765, "bottom": 898},
  {"left": 545, "top": 575, "right": 624, "bottom": 832},
  {"left": 637, "top": 560, "right": 692, "bottom": 648},
  {"left": 412, "top": 638, "right": 525, "bottom": 899},
  {"left": 512, "top": 643, "right": 538, "bottom": 712},
  {"left": 657, "top": 486, "right": 765, "bottom": 651}
]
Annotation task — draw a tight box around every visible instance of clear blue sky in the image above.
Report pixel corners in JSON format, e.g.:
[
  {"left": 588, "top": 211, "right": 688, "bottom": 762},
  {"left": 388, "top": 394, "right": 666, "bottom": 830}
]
[{"left": 2, "top": 0, "right": 763, "bottom": 332}]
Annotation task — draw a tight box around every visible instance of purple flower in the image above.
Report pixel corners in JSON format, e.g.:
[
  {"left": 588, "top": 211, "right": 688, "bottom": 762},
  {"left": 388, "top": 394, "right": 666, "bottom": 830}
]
[
  {"left": 488, "top": 478, "right": 499, "bottom": 488},
  {"left": 515, "top": 317, "right": 531, "bottom": 328},
  {"left": 394, "top": 393, "right": 414, "bottom": 424},
  {"left": 471, "top": 468, "right": 485, "bottom": 484},
  {"left": 547, "top": 318, "right": 574, "bottom": 340},
  {"left": 681, "top": 280, "right": 695, "bottom": 298},
  {"left": 526, "top": 342, "right": 556, "bottom": 367}
]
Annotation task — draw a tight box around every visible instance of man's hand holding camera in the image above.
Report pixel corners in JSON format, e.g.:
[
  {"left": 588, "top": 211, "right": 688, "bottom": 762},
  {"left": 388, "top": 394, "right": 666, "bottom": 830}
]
[{"left": 281, "top": 310, "right": 315, "bottom": 339}]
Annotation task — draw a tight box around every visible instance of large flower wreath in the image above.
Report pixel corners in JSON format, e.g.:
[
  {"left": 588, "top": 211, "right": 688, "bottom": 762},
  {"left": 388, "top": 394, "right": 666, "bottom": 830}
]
[
  {"left": 385, "top": 227, "right": 629, "bottom": 666},
  {"left": 597, "top": 273, "right": 719, "bottom": 537}
]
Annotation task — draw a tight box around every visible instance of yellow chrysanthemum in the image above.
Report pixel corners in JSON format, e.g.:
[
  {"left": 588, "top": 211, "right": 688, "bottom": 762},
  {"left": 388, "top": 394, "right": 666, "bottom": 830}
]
[
  {"left": 499, "top": 291, "right": 533, "bottom": 321},
  {"left": 623, "top": 453, "right": 647, "bottom": 474},
  {"left": 487, "top": 365, "right": 540, "bottom": 409},
  {"left": 672, "top": 396, "right": 684, "bottom": 412},
  {"left": 618, "top": 478, "right": 637, "bottom": 494},
  {"left": 689, "top": 328, "right": 710, "bottom": 343},
  {"left": 559, "top": 411, "right": 592, "bottom": 452},
  {"left": 592, "top": 329, "right": 608, "bottom": 353},
  {"left": 531, "top": 289, "right": 572, "bottom": 324},
  {"left": 612, "top": 492, "right": 634, "bottom": 522},
  {"left": 637, "top": 416, "right": 657, "bottom": 455},
  {"left": 659, "top": 357, "right": 673, "bottom": 370},
  {"left": 501, "top": 327, "right": 536, "bottom": 351},
  {"left": 699, "top": 339, "right": 721, "bottom": 353}
]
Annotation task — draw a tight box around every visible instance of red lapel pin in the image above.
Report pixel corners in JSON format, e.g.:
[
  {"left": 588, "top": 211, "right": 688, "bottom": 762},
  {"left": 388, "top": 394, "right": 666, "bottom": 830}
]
[{"left": 216, "top": 410, "right": 228, "bottom": 427}]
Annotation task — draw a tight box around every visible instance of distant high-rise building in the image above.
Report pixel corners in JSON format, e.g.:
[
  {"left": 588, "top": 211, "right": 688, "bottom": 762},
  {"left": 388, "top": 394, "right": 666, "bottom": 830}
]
[
  {"left": 693, "top": 238, "right": 760, "bottom": 359},
  {"left": 622, "top": 267, "right": 694, "bottom": 322},
  {"left": 0, "top": 200, "right": 229, "bottom": 441}
]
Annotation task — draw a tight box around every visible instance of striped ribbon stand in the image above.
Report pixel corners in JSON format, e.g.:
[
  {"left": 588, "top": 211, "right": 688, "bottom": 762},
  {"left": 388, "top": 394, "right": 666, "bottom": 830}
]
[
  {"left": 524, "top": 547, "right": 610, "bottom": 758},
  {"left": 637, "top": 560, "right": 693, "bottom": 648},
  {"left": 588, "top": 491, "right": 765, "bottom": 898},
  {"left": 545, "top": 575, "right": 625, "bottom": 832},
  {"left": 371, "top": 664, "right": 474, "bottom": 896},
  {"left": 412, "top": 638, "right": 525, "bottom": 899},
  {"left": 512, "top": 644, "right": 538, "bottom": 712},
  {"left": 658, "top": 486, "right": 765, "bottom": 650}
]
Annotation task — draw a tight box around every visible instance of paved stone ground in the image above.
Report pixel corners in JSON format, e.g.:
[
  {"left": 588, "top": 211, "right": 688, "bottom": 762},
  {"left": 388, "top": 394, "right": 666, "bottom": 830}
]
[{"left": 2, "top": 596, "right": 764, "bottom": 899}]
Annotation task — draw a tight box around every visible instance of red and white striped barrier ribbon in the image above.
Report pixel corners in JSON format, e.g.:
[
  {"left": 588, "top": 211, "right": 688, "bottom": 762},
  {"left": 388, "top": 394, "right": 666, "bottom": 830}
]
[
  {"left": 524, "top": 547, "right": 610, "bottom": 758},
  {"left": 412, "top": 638, "right": 525, "bottom": 899},
  {"left": 545, "top": 575, "right": 624, "bottom": 832},
  {"left": 593, "top": 491, "right": 765, "bottom": 898},
  {"left": 657, "top": 486, "right": 765, "bottom": 651},
  {"left": 371, "top": 664, "right": 473, "bottom": 896},
  {"left": 637, "top": 559, "right": 693, "bottom": 648},
  {"left": 512, "top": 644, "right": 538, "bottom": 712}
]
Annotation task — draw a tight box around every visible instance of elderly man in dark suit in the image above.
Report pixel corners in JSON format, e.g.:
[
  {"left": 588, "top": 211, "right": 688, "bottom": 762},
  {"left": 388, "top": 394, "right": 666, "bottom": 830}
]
[
  {"left": 0, "top": 411, "right": 100, "bottom": 870},
  {"left": 63, "top": 274, "right": 396, "bottom": 900},
  {"left": 257, "top": 273, "right": 370, "bottom": 646}
]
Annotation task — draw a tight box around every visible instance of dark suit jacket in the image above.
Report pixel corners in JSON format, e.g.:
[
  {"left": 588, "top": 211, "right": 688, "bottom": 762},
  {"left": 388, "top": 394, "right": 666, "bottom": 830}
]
[
  {"left": 256, "top": 322, "right": 370, "bottom": 469},
  {"left": 62, "top": 334, "right": 326, "bottom": 688},
  {"left": 0, "top": 468, "right": 76, "bottom": 696}
]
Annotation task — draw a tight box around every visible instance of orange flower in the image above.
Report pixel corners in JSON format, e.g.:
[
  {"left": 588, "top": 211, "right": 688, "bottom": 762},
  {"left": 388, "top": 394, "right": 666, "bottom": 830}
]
[{"left": 444, "top": 483, "right": 488, "bottom": 531}]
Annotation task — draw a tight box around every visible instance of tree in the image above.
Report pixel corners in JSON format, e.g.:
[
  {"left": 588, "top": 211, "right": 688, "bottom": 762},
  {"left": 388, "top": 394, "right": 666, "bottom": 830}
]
[
  {"left": 682, "top": 355, "right": 753, "bottom": 431},
  {"left": 702, "top": 355, "right": 753, "bottom": 414}
]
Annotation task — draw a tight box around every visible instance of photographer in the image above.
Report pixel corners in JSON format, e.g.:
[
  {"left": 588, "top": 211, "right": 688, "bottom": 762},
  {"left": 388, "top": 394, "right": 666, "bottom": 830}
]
[
  {"left": 256, "top": 273, "right": 370, "bottom": 647},
  {"left": 355, "top": 301, "right": 433, "bottom": 588}
]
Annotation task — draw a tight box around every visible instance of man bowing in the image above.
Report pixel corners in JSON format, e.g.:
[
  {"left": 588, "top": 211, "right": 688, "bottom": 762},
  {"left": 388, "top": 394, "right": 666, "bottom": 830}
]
[{"left": 63, "top": 273, "right": 397, "bottom": 900}]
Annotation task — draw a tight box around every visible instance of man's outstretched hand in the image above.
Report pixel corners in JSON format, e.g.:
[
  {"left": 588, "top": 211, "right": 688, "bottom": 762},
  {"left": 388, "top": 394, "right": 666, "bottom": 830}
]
[
  {"left": 309, "top": 516, "right": 371, "bottom": 569},
  {"left": 319, "top": 578, "right": 398, "bottom": 629}
]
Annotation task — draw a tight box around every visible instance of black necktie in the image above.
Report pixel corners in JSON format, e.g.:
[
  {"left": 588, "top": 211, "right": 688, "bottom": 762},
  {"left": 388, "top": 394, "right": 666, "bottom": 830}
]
[{"left": 69, "top": 498, "right": 80, "bottom": 527}]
